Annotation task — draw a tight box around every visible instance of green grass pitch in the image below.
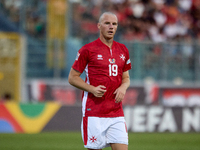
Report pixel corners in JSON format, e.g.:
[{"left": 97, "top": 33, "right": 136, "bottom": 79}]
[{"left": 0, "top": 132, "right": 200, "bottom": 150}]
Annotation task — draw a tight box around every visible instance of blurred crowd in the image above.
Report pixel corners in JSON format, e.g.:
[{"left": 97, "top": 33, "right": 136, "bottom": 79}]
[
  {"left": 72, "top": 0, "right": 200, "bottom": 43},
  {"left": 0, "top": 0, "right": 46, "bottom": 38},
  {"left": 1, "top": 0, "right": 200, "bottom": 43}
]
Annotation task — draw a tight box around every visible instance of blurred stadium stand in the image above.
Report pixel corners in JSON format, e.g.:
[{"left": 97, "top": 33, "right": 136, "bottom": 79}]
[
  {"left": 0, "top": 13, "right": 19, "bottom": 32},
  {"left": 0, "top": 0, "right": 200, "bottom": 82}
]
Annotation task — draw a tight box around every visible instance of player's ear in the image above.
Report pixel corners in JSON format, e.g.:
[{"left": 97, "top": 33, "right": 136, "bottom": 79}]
[{"left": 97, "top": 23, "right": 100, "bottom": 29}]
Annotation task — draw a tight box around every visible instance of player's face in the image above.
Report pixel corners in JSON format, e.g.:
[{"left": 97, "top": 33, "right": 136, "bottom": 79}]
[{"left": 98, "top": 14, "right": 118, "bottom": 40}]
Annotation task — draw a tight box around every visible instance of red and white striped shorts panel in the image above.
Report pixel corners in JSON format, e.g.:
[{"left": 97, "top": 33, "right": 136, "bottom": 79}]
[{"left": 81, "top": 116, "right": 128, "bottom": 149}]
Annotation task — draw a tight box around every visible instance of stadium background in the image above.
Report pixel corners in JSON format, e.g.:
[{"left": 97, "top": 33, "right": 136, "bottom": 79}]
[{"left": 0, "top": 0, "right": 200, "bottom": 135}]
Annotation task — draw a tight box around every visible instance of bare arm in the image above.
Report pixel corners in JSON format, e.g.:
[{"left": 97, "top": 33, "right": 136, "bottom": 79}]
[
  {"left": 68, "top": 68, "right": 107, "bottom": 97},
  {"left": 114, "top": 70, "right": 130, "bottom": 103}
]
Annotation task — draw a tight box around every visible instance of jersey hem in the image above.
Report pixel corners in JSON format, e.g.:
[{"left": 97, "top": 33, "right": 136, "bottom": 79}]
[{"left": 84, "top": 114, "right": 124, "bottom": 118}]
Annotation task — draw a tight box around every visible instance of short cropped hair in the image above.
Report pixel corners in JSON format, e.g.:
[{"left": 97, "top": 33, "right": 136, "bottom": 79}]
[{"left": 98, "top": 12, "right": 118, "bottom": 23}]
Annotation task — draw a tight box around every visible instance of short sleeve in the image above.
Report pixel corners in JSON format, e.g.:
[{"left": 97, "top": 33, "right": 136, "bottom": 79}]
[
  {"left": 72, "top": 47, "right": 89, "bottom": 73},
  {"left": 123, "top": 45, "right": 132, "bottom": 72}
]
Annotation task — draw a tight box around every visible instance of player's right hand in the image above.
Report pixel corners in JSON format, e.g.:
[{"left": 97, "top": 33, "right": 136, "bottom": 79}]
[{"left": 92, "top": 85, "right": 107, "bottom": 97}]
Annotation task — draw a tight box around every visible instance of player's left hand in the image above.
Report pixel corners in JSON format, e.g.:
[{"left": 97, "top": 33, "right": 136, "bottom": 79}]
[{"left": 113, "top": 86, "right": 126, "bottom": 103}]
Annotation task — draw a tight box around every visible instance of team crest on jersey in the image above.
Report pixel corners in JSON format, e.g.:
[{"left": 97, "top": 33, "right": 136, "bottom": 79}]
[
  {"left": 109, "top": 58, "right": 115, "bottom": 63},
  {"left": 75, "top": 52, "right": 80, "bottom": 60},
  {"left": 97, "top": 54, "right": 103, "bottom": 60},
  {"left": 120, "top": 54, "right": 125, "bottom": 61}
]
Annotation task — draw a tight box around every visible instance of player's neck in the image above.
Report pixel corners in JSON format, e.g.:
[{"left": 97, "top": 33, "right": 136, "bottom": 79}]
[{"left": 99, "top": 36, "right": 113, "bottom": 49}]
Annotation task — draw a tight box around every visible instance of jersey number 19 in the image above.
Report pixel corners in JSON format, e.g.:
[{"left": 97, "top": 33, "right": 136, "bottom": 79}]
[{"left": 109, "top": 64, "right": 118, "bottom": 76}]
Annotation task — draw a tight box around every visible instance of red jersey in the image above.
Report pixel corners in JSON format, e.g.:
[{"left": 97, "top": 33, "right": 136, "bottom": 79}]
[{"left": 72, "top": 38, "right": 132, "bottom": 117}]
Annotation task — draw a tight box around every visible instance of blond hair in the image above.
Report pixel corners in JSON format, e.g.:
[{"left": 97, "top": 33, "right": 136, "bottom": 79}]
[{"left": 98, "top": 12, "right": 118, "bottom": 23}]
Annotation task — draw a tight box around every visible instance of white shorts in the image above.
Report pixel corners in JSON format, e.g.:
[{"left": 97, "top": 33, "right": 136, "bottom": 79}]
[{"left": 81, "top": 116, "right": 128, "bottom": 149}]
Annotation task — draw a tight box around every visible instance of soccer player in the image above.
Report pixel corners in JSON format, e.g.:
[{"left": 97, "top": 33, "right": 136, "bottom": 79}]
[{"left": 68, "top": 12, "right": 132, "bottom": 150}]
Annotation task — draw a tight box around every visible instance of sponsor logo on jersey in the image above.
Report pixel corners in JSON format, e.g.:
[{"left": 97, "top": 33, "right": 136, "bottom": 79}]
[
  {"left": 109, "top": 58, "right": 115, "bottom": 63},
  {"left": 75, "top": 52, "right": 80, "bottom": 60},
  {"left": 120, "top": 54, "right": 125, "bottom": 61},
  {"left": 97, "top": 54, "right": 103, "bottom": 60}
]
